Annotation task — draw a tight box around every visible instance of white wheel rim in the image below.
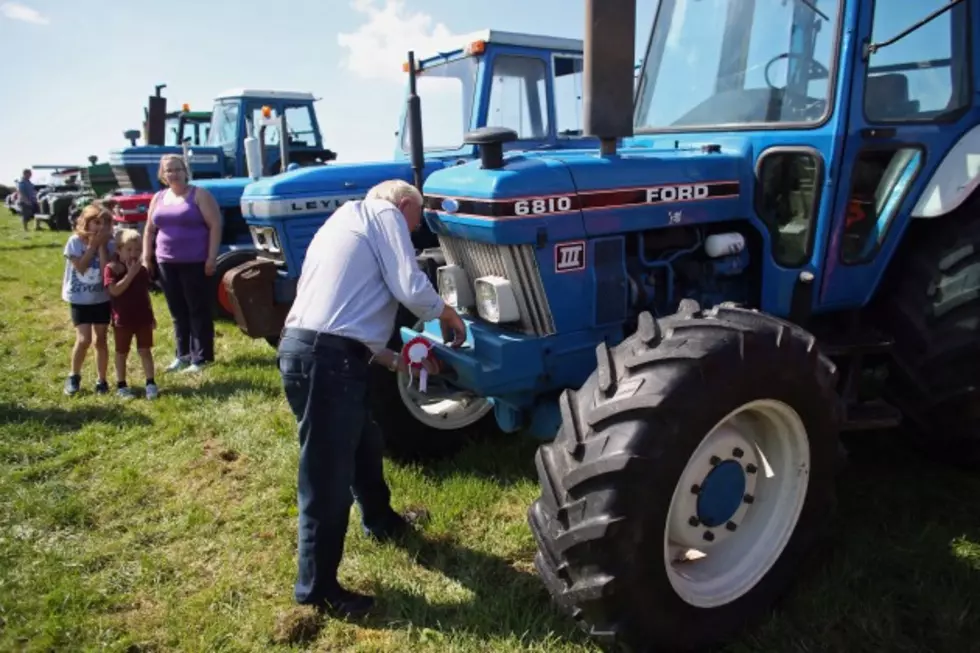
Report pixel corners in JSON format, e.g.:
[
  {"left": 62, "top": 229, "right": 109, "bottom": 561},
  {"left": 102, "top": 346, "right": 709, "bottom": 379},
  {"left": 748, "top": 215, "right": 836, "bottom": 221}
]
[
  {"left": 663, "top": 399, "right": 810, "bottom": 608},
  {"left": 396, "top": 369, "right": 494, "bottom": 430}
]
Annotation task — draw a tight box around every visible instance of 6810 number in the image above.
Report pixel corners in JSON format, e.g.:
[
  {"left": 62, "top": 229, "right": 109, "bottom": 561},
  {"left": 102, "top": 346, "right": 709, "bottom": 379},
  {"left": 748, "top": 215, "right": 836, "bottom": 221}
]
[{"left": 514, "top": 196, "right": 573, "bottom": 215}]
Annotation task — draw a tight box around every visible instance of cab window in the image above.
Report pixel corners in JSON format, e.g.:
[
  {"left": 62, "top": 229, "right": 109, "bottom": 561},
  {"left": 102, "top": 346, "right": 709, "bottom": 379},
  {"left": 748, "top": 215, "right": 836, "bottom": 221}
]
[
  {"left": 553, "top": 55, "right": 583, "bottom": 137},
  {"left": 284, "top": 105, "right": 318, "bottom": 148},
  {"left": 487, "top": 55, "right": 549, "bottom": 140},
  {"left": 865, "top": 1, "right": 972, "bottom": 122}
]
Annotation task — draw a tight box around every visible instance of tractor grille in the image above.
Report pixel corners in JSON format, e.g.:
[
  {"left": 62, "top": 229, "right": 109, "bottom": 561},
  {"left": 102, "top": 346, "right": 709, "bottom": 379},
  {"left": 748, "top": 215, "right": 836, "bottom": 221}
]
[
  {"left": 111, "top": 165, "right": 153, "bottom": 192},
  {"left": 438, "top": 235, "right": 555, "bottom": 336}
]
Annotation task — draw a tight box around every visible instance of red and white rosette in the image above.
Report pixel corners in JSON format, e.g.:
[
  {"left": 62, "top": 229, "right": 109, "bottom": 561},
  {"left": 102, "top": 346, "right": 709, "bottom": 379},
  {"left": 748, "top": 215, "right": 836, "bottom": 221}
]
[{"left": 401, "top": 336, "right": 434, "bottom": 393}]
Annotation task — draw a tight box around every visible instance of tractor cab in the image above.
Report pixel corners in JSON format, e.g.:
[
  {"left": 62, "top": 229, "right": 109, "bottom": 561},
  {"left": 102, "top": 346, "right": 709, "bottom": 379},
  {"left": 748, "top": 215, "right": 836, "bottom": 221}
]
[
  {"left": 109, "top": 87, "right": 333, "bottom": 192},
  {"left": 163, "top": 106, "right": 211, "bottom": 147},
  {"left": 224, "top": 29, "right": 595, "bottom": 341},
  {"left": 395, "top": 1, "right": 980, "bottom": 651}
]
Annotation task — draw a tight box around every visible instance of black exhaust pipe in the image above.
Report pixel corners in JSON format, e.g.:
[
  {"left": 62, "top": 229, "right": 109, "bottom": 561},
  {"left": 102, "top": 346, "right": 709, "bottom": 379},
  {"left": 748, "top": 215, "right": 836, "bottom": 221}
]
[
  {"left": 406, "top": 51, "right": 425, "bottom": 193},
  {"left": 584, "top": 0, "right": 636, "bottom": 155}
]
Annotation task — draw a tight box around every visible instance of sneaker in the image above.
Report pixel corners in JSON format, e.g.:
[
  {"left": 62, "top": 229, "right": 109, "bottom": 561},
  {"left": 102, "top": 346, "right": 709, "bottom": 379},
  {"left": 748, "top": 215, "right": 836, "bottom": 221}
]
[
  {"left": 181, "top": 362, "right": 207, "bottom": 374},
  {"left": 116, "top": 386, "right": 135, "bottom": 399},
  {"left": 145, "top": 383, "right": 159, "bottom": 400},
  {"left": 165, "top": 358, "right": 190, "bottom": 373},
  {"left": 95, "top": 380, "right": 109, "bottom": 395},
  {"left": 64, "top": 374, "right": 81, "bottom": 396}
]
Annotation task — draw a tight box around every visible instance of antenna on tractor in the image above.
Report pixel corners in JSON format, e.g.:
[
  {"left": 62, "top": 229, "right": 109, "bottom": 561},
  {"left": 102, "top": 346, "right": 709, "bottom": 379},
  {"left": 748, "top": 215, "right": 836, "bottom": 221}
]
[{"left": 406, "top": 50, "right": 425, "bottom": 195}]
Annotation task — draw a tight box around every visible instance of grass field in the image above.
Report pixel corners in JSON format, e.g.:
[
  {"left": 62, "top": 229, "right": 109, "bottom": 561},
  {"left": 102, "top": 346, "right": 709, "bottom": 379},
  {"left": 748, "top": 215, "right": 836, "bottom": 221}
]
[{"left": 1, "top": 207, "right": 979, "bottom": 653}]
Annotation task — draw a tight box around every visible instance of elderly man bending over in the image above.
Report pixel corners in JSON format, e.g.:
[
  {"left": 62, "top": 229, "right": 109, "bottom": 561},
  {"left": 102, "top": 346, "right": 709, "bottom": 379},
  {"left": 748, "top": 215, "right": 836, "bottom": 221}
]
[{"left": 277, "top": 178, "right": 466, "bottom": 618}]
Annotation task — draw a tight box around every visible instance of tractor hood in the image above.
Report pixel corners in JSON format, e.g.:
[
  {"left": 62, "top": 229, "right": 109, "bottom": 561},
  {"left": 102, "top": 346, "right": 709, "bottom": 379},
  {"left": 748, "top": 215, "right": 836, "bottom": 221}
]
[
  {"left": 422, "top": 139, "right": 754, "bottom": 245},
  {"left": 107, "top": 145, "right": 223, "bottom": 168},
  {"left": 240, "top": 159, "right": 450, "bottom": 220},
  {"left": 194, "top": 178, "right": 251, "bottom": 208}
]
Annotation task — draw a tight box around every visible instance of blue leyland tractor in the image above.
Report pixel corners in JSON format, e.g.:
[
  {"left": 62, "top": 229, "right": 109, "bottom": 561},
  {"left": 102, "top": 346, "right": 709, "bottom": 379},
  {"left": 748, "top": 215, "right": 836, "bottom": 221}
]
[
  {"left": 225, "top": 30, "right": 600, "bottom": 456},
  {"left": 387, "top": 0, "right": 980, "bottom": 650}
]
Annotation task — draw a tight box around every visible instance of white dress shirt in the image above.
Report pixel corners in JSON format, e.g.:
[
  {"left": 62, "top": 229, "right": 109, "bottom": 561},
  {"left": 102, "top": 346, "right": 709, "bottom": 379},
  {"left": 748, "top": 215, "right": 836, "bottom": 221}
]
[{"left": 284, "top": 198, "right": 445, "bottom": 354}]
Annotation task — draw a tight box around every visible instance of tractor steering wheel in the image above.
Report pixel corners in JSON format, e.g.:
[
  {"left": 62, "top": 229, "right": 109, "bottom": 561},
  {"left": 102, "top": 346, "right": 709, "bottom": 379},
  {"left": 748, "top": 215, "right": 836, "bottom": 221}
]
[
  {"left": 763, "top": 52, "right": 830, "bottom": 121},
  {"left": 764, "top": 52, "right": 830, "bottom": 90}
]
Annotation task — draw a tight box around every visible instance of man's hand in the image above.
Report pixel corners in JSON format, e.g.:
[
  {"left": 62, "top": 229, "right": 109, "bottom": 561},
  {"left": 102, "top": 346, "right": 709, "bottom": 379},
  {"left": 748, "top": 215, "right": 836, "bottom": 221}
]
[{"left": 438, "top": 305, "right": 466, "bottom": 348}]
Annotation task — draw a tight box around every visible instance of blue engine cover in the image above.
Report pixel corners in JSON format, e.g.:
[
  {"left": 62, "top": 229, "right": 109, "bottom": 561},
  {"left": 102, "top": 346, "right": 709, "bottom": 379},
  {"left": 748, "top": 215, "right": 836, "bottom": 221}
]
[{"left": 241, "top": 159, "right": 453, "bottom": 277}]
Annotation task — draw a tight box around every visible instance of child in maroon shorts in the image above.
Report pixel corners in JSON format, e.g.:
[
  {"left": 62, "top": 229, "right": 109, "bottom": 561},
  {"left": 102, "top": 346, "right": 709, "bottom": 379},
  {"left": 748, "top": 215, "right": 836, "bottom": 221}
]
[{"left": 104, "top": 228, "right": 158, "bottom": 399}]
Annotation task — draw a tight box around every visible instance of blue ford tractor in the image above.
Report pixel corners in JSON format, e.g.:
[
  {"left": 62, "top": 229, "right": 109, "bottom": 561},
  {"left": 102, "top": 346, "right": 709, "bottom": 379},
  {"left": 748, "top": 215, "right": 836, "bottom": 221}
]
[
  {"left": 225, "top": 29, "right": 598, "bottom": 456},
  {"left": 393, "top": 0, "right": 980, "bottom": 650}
]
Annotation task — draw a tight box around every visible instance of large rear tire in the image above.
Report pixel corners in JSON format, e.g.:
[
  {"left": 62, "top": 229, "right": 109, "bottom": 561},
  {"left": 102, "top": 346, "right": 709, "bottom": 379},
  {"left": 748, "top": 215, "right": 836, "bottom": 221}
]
[
  {"left": 528, "top": 301, "right": 840, "bottom": 652},
  {"left": 875, "top": 207, "right": 980, "bottom": 467},
  {"left": 367, "top": 307, "right": 498, "bottom": 463}
]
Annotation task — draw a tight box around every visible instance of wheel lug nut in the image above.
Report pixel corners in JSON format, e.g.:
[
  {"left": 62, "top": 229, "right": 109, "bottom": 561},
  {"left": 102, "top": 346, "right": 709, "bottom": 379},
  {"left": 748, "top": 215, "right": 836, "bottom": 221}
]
[
  {"left": 688, "top": 516, "right": 700, "bottom": 527},
  {"left": 703, "top": 531, "right": 715, "bottom": 542},
  {"left": 690, "top": 484, "right": 701, "bottom": 494},
  {"left": 746, "top": 463, "right": 757, "bottom": 474},
  {"left": 709, "top": 455, "right": 721, "bottom": 465},
  {"left": 726, "top": 521, "right": 737, "bottom": 531},
  {"left": 743, "top": 494, "right": 755, "bottom": 504},
  {"left": 733, "top": 447, "right": 744, "bottom": 458}
]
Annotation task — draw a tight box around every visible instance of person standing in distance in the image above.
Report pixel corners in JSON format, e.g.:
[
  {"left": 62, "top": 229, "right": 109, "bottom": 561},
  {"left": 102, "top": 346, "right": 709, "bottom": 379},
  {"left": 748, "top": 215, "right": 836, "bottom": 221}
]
[{"left": 277, "top": 179, "right": 466, "bottom": 618}]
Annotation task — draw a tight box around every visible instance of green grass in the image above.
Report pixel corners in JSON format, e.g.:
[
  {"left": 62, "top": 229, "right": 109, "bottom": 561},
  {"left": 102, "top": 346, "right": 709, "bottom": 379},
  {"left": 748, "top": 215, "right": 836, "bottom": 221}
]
[{"left": 1, "top": 208, "right": 979, "bottom": 653}]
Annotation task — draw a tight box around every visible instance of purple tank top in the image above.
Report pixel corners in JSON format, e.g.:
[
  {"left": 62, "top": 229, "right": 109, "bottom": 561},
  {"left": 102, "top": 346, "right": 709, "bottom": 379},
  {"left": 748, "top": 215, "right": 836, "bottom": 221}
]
[{"left": 152, "top": 187, "right": 210, "bottom": 263}]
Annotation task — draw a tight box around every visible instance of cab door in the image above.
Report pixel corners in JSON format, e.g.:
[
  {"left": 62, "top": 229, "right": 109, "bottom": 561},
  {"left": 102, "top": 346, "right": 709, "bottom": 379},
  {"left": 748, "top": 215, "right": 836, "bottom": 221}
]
[{"left": 816, "top": 0, "right": 977, "bottom": 310}]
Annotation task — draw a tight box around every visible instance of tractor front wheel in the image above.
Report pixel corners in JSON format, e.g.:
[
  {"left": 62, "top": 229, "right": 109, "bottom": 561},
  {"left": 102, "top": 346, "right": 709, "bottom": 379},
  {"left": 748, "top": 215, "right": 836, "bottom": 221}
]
[
  {"left": 368, "top": 310, "right": 498, "bottom": 462},
  {"left": 528, "top": 301, "right": 839, "bottom": 652}
]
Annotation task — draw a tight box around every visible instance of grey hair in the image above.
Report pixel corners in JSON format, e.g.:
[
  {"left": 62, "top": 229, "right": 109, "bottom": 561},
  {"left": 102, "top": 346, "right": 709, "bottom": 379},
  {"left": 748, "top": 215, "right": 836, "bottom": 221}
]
[{"left": 366, "top": 179, "right": 422, "bottom": 206}]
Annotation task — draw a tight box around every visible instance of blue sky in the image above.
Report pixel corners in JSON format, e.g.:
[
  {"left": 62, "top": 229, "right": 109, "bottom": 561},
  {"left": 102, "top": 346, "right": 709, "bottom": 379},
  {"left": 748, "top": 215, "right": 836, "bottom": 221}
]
[
  {"left": 1, "top": 0, "right": 953, "bottom": 185},
  {"left": 0, "top": 0, "right": 658, "bottom": 184}
]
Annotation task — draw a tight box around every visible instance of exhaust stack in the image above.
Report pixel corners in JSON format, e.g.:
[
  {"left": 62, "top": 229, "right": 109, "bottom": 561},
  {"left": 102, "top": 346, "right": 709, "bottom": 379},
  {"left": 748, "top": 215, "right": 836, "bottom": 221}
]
[{"left": 583, "top": 0, "right": 636, "bottom": 155}]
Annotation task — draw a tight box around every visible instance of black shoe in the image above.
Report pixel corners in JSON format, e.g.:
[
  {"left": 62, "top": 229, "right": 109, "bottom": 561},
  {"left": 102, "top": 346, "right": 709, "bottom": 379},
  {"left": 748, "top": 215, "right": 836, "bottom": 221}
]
[
  {"left": 94, "top": 380, "right": 109, "bottom": 395},
  {"left": 367, "top": 507, "right": 431, "bottom": 544},
  {"left": 312, "top": 588, "right": 375, "bottom": 619}
]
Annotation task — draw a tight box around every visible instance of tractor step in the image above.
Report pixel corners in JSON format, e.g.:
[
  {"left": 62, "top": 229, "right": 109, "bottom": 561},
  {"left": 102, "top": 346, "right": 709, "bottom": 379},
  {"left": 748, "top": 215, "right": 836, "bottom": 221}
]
[
  {"left": 818, "top": 330, "right": 894, "bottom": 357},
  {"left": 840, "top": 399, "right": 903, "bottom": 431}
]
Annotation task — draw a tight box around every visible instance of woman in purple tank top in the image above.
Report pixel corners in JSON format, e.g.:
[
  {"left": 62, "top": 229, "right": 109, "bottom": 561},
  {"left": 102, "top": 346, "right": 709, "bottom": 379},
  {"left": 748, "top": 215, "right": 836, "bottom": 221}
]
[{"left": 141, "top": 154, "right": 222, "bottom": 372}]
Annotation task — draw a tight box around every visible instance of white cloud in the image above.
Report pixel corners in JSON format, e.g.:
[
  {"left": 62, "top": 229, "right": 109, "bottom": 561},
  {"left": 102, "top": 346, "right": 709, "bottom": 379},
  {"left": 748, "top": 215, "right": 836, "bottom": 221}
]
[
  {"left": 337, "top": 0, "right": 465, "bottom": 84},
  {"left": 0, "top": 2, "right": 49, "bottom": 25}
]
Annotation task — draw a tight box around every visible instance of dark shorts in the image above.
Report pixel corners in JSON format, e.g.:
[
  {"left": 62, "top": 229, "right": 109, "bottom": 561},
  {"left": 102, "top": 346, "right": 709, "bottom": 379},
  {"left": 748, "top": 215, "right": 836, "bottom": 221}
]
[
  {"left": 70, "top": 302, "right": 111, "bottom": 326},
  {"left": 113, "top": 323, "right": 154, "bottom": 353},
  {"left": 18, "top": 203, "right": 36, "bottom": 221}
]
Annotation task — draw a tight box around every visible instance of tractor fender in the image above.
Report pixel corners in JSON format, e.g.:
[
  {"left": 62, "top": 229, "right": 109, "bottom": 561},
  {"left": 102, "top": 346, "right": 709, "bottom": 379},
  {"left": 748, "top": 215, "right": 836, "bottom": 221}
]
[{"left": 912, "top": 123, "right": 980, "bottom": 219}]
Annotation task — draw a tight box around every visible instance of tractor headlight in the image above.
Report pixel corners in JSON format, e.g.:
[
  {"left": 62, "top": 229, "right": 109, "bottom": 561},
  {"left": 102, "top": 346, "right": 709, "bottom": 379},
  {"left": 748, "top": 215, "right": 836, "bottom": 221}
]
[
  {"left": 474, "top": 276, "right": 520, "bottom": 323},
  {"left": 437, "top": 265, "right": 473, "bottom": 308},
  {"left": 249, "top": 226, "right": 281, "bottom": 253}
]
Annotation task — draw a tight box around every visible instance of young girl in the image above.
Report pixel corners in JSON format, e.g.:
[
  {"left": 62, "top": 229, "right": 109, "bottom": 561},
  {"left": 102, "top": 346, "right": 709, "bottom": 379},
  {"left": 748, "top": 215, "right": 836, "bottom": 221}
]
[
  {"left": 62, "top": 204, "right": 115, "bottom": 395},
  {"left": 104, "top": 228, "right": 158, "bottom": 399}
]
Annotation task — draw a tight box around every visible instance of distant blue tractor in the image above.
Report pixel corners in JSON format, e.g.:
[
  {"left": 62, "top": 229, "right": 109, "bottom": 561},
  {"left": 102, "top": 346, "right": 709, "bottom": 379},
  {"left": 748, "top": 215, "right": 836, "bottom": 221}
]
[
  {"left": 108, "top": 86, "right": 336, "bottom": 192},
  {"left": 108, "top": 87, "right": 338, "bottom": 318},
  {"left": 390, "top": 0, "right": 980, "bottom": 650},
  {"left": 225, "top": 29, "right": 600, "bottom": 454}
]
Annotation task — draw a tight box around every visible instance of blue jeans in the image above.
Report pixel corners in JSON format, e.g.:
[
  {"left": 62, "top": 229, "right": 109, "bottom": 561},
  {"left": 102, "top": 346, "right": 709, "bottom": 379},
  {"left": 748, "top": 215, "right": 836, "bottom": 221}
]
[{"left": 277, "top": 327, "right": 399, "bottom": 604}]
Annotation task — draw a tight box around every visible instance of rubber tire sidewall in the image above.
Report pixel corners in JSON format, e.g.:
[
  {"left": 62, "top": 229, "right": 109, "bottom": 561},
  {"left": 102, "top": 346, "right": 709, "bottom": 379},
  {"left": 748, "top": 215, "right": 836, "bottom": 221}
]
[{"left": 563, "top": 315, "right": 838, "bottom": 650}]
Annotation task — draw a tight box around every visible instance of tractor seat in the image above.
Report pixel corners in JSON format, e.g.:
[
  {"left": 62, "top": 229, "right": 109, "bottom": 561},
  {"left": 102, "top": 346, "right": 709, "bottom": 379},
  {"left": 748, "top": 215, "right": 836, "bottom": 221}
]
[{"left": 866, "top": 74, "right": 920, "bottom": 120}]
